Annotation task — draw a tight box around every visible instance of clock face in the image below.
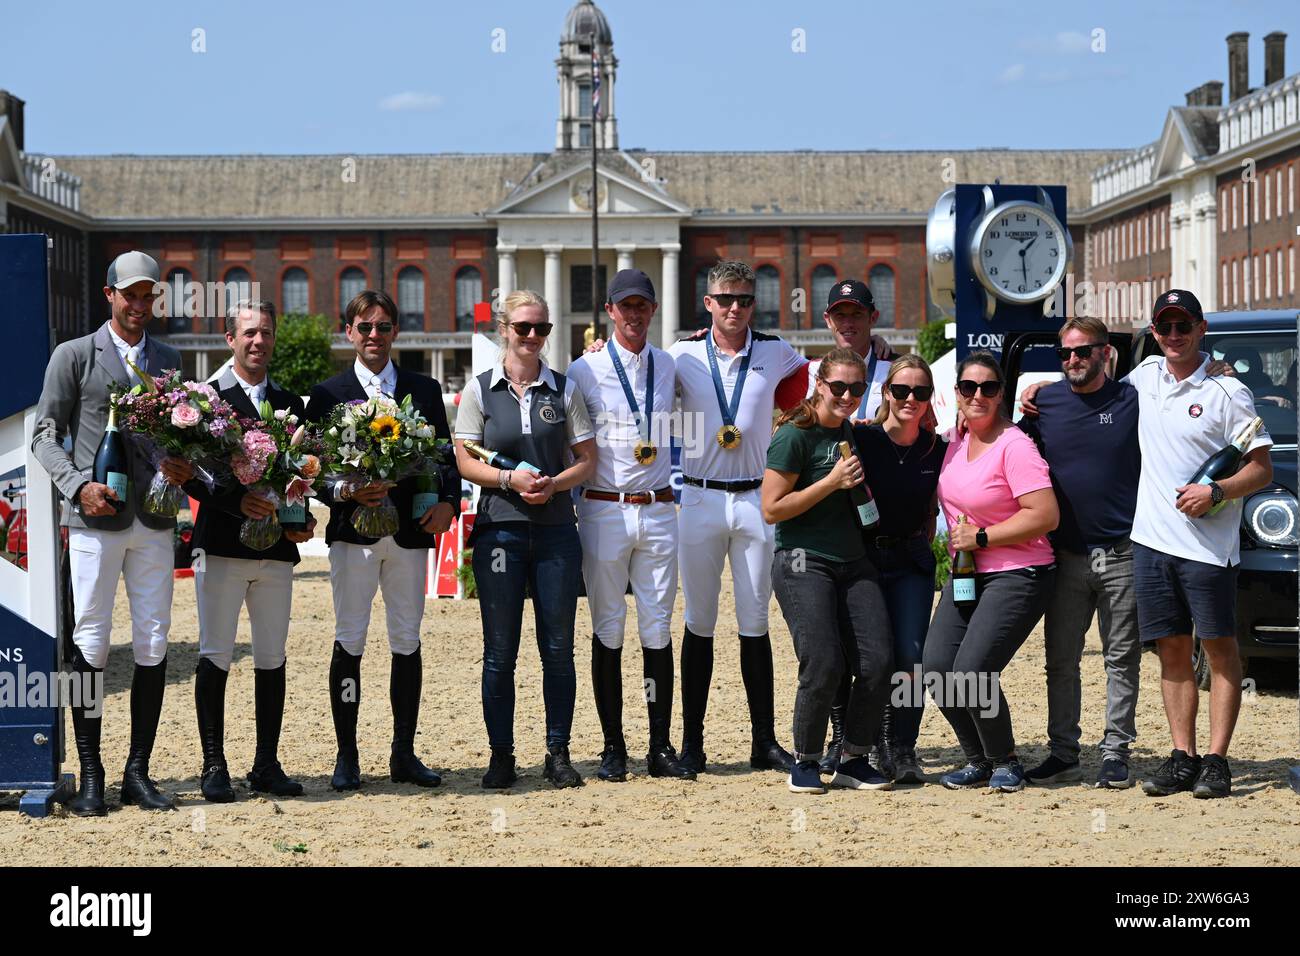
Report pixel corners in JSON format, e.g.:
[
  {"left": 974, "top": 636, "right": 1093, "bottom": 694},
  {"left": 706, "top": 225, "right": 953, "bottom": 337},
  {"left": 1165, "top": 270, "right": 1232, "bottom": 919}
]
[{"left": 972, "top": 202, "right": 1068, "bottom": 304}]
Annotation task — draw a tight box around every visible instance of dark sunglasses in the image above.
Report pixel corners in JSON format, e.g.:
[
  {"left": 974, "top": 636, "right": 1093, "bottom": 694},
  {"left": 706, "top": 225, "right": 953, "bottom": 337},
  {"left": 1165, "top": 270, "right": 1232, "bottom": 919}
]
[
  {"left": 887, "top": 383, "right": 934, "bottom": 402},
  {"left": 352, "top": 321, "right": 394, "bottom": 336},
  {"left": 1153, "top": 319, "right": 1195, "bottom": 336},
  {"left": 823, "top": 379, "right": 867, "bottom": 398},
  {"left": 957, "top": 379, "right": 1003, "bottom": 399},
  {"left": 1055, "top": 343, "right": 1105, "bottom": 362},
  {"left": 511, "top": 321, "right": 553, "bottom": 337},
  {"left": 708, "top": 293, "right": 755, "bottom": 309}
]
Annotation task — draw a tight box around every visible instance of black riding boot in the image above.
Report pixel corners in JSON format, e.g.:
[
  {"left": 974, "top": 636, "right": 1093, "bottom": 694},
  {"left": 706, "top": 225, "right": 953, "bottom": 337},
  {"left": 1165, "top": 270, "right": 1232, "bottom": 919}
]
[
  {"left": 739, "top": 634, "right": 794, "bottom": 773},
  {"left": 678, "top": 628, "right": 713, "bottom": 774},
  {"left": 591, "top": 637, "right": 628, "bottom": 781},
  {"left": 389, "top": 648, "right": 441, "bottom": 787},
  {"left": 66, "top": 647, "right": 106, "bottom": 817},
  {"left": 329, "top": 641, "right": 362, "bottom": 791},
  {"left": 248, "top": 664, "right": 303, "bottom": 796},
  {"left": 121, "top": 655, "right": 176, "bottom": 810},
  {"left": 820, "top": 671, "right": 852, "bottom": 774},
  {"left": 195, "top": 658, "right": 235, "bottom": 802},
  {"left": 644, "top": 643, "right": 693, "bottom": 779}
]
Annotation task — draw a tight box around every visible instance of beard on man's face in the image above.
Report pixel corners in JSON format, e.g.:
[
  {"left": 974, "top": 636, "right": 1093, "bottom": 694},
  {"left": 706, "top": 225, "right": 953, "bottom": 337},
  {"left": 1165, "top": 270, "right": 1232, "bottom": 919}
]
[{"left": 1065, "top": 361, "right": 1103, "bottom": 387}]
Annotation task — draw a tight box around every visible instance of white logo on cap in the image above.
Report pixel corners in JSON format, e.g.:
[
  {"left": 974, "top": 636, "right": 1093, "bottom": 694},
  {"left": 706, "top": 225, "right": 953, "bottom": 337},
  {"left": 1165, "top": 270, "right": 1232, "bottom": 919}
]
[
  {"left": 840, "top": 284, "right": 853, "bottom": 295},
  {"left": 1167, "top": 292, "right": 1179, "bottom": 302}
]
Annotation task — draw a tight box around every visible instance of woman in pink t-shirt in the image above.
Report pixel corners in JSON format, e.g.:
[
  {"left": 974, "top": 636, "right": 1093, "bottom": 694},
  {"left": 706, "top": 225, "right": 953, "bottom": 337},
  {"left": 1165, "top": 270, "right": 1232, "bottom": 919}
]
[{"left": 922, "top": 351, "right": 1059, "bottom": 793}]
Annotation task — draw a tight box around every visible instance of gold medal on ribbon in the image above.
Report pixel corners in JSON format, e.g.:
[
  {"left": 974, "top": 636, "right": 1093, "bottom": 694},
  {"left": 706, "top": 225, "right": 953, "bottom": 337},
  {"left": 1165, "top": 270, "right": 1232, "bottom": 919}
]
[
  {"left": 633, "top": 440, "right": 658, "bottom": 465},
  {"left": 716, "top": 424, "right": 742, "bottom": 450}
]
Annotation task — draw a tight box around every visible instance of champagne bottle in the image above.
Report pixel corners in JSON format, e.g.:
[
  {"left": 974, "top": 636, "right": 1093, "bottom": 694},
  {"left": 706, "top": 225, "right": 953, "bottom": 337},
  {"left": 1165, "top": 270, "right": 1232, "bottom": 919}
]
[
  {"left": 837, "top": 440, "right": 879, "bottom": 531},
  {"left": 93, "top": 403, "right": 129, "bottom": 513},
  {"left": 951, "top": 515, "right": 978, "bottom": 607},
  {"left": 462, "top": 439, "right": 542, "bottom": 475},
  {"left": 412, "top": 472, "right": 441, "bottom": 520},
  {"left": 1186, "top": 416, "right": 1263, "bottom": 518}
]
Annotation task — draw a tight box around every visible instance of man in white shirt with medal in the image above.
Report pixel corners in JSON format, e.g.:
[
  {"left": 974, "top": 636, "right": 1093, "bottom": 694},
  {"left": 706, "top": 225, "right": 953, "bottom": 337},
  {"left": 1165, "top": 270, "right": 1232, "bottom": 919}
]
[
  {"left": 669, "top": 259, "right": 807, "bottom": 775},
  {"left": 568, "top": 269, "right": 694, "bottom": 782}
]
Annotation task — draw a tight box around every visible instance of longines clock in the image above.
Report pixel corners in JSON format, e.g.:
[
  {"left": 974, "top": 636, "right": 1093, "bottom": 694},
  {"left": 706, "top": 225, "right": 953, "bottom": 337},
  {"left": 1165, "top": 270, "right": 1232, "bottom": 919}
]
[{"left": 968, "top": 195, "right": 1070, "bottom": 308}]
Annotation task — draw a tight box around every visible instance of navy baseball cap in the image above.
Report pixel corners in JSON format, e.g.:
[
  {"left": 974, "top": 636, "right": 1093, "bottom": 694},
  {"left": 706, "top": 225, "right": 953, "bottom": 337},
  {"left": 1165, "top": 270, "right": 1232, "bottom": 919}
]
[
  {"left": 607, "top": 268, "right": 657, "bottom": 304},
  {"left": 827, "top": 278, "right": 874, "bottom": 311},
  {"left": 1152, "top": 288, "right": 1204, "bottom": 323}
]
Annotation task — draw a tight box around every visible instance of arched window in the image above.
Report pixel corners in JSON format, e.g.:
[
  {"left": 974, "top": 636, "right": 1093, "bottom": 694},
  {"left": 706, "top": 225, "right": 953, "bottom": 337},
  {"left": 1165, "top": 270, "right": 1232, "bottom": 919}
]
[
  {"left": 455, "top": 265, "right": 483, "bottom": 332},
  {"left": 397, "top": 266, "right": 425, "bottom": 331},
  {"left": 339, "top": 267, "right": 366, "bottom": 328},
  {"left": 165, "top": 268, "right": 193, "bottom": 334},
  {"left": 810, "top": 265, "right": 837, "bottom": 316},
  {"left": 754, "top": 265, "right": 780, "bottom": 329},
  {"left": 694, "top": 266, "right": 711, "bottom": 328},
  {"left": 868, "top": 264, "right": 896, "bottom": 329},
  {"left": 281, "top": 267, "right": 309, "bottom": 315}
]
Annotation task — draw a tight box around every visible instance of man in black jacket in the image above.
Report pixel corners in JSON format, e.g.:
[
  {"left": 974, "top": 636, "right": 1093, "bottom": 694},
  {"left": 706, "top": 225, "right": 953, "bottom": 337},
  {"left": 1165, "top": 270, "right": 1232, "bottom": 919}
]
[
  {"left": 188, "top": 300, "right": 317, "bottom": 802},
  {"left": 304, "top": 290, "right": 459, "bottom": 791}
]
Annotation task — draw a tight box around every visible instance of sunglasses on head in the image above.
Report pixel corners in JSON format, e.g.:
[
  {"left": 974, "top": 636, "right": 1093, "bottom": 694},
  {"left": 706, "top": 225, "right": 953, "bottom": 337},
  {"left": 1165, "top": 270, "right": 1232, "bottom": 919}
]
[
  {"left": 708, "top": 293, "right": 755, "bottom": 309},
  {"left": 887, "top": 383, "right": 934, "bottom": 402},
  {"left": 1153, "top": 319, "right": 1195, "bottom": 336},
  {"left": 1055, "top": 343, "right": 1105, "bottom": 362},
  {"left": 957, "top": 379, "right": 1003, "bottom": 399},
  {"left": 352, "top": 321, "right": 394, "bottom": 336},
  {"left": 510, "top": 321, "right": 553, "bottom": 337},
  {"left": 822, "top": 379, "right": 867, "bottom": 398}
]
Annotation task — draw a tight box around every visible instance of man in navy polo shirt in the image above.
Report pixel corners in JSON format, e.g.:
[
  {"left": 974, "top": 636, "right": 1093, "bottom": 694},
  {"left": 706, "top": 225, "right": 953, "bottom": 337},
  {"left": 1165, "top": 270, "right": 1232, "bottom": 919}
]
[{"left": 1018, "top": 317, "right": 1142, "bottom": 790}]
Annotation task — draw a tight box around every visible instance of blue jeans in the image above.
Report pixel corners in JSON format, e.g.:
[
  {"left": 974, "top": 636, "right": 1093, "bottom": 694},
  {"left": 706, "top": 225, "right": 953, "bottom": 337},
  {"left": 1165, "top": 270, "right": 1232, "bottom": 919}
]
[
  {"left": 871, "top": 537, "right": 937, "bottom": 749},
  {"left": 473, "top": 522, "right": 582, "bottom": 750}
]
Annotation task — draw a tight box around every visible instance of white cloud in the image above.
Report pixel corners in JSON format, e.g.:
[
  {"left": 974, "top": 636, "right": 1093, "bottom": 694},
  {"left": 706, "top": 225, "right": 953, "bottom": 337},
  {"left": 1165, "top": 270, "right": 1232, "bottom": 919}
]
[
  {"left": 378, "top": 92, "right": 444, "bottom": 112},
  {"left": 1054, "top": 31, "right": 1091, "bottom": 54},
  {"left": 998, "top": 63, "right": 1026, "bottom": 84},
  {"left": 1017, "top": 30, "right": 1092, "bottom": 55}
]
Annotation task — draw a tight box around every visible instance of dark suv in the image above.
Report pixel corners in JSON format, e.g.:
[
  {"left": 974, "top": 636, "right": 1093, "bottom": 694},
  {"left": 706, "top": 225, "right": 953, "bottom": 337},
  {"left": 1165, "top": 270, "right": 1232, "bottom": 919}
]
[{"left": 1003, "top": 310, "right": 1298, "bottom": 688}]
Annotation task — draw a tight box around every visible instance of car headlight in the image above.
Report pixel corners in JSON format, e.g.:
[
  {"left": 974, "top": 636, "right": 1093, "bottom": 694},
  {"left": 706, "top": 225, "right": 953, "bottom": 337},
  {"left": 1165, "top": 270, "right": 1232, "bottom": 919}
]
[{"left": 1244, "top": 490, "right": 1299, "bottom": 548}]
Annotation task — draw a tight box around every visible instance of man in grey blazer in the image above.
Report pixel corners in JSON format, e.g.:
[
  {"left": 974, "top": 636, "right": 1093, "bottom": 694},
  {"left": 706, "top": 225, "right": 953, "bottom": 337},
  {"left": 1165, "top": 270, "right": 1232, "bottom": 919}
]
[{"left": 31, "top": 250, "right": 194, "bottom": 816}]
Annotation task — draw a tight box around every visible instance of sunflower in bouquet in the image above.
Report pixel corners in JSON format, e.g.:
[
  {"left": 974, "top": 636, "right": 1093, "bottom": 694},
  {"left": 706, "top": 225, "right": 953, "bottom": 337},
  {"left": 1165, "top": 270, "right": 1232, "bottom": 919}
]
[
  {"left": 229, "top": 402, "right": 326, "bottom": 551},
  {"left": 111, "top": 365, "right": 243, "bottom": 517},
  {"left": 321, "top": 393, "right": 451, "bottom": 538}
]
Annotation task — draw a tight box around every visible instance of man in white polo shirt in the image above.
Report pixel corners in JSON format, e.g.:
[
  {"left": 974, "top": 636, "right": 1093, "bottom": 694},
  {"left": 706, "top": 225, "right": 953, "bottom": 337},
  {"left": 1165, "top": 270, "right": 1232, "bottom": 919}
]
[
  {"left": 1128, "top": 289, "right": 1273, "bottom": 799},
  {"left": 670, "top": 259, "right": 807, "bottom": 775},
  {"left": 568, "top": 269, "right": 694, "bottom": 783}
]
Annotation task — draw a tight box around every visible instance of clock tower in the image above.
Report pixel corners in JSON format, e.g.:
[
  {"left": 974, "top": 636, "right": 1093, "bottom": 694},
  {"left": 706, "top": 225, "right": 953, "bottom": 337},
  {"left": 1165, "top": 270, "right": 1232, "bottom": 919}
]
[{"left": 556, "top": 0, "right": 618, "bottom": 151}]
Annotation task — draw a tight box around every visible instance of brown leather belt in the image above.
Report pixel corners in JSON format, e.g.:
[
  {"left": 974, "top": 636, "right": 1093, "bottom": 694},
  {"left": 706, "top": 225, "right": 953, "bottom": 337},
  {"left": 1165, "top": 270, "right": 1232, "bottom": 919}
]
[{"left": 582, "top": 487, "right": 675, "bottom": 505}]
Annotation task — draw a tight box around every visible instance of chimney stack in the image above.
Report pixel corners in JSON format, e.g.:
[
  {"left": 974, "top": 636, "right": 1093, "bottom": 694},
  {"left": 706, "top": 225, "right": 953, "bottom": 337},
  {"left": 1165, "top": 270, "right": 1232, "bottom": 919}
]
[
  {"left": 1227, "top": 32, "right": 1250, "bottom": 102},
  {"left": 1264, "top": 32, "right": 1286, "bottom": 86},
  {"left": 0, "top": 90, "right": 24, "bottom": 151}
]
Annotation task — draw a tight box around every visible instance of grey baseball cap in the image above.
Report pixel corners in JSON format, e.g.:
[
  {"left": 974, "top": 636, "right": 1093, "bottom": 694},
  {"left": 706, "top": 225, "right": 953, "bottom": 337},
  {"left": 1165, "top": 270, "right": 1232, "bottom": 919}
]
[{"left": 106, "top": 251, "right": 160, "bottom": 289}]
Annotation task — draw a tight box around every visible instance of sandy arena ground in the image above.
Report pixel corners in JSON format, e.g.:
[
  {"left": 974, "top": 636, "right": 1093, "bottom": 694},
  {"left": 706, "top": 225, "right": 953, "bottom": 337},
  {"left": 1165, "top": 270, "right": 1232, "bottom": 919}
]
[{"left": 4, "top": 518, "right": 1298, "bottom": 866}]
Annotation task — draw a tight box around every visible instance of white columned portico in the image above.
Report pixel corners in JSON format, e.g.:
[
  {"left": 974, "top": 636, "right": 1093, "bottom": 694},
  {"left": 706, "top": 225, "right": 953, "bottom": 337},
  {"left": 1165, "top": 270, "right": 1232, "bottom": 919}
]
[
  {"left": 659, "top": 243, "right": 680, "bottom": 350},
  {"left": 543, "top": 245, "right": 564, "bottom": 369},
  {"left": 497, "top": 243, "right": 517, "bottom": 300},
  {"left": 195, "top": 351, "right": 210, "bottom": 381},
  {"left": 616, "top": 244, "right": 635, "bottom": 272}
]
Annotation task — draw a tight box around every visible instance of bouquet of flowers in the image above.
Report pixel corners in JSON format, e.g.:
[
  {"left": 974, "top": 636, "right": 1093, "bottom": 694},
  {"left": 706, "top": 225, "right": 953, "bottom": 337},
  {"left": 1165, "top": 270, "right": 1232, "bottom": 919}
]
[
  {"left": 321, "top": 393, "right": 451, "bottom": 538},
  {"left": 111, "top": 365, "right": 243, "bottom": 517},
  {"left": 229, "top": 402, "right": 325, "bottom": 551}
]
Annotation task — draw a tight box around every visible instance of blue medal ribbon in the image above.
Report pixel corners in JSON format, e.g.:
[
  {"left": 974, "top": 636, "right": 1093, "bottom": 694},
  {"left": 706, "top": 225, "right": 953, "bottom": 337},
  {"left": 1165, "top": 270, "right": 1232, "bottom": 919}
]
[
  {"left": 608, "top": 342, "right": 654, "bottom": 445},
  {"left": 706, "top": 330, "right": 750, "bottom": 430}
]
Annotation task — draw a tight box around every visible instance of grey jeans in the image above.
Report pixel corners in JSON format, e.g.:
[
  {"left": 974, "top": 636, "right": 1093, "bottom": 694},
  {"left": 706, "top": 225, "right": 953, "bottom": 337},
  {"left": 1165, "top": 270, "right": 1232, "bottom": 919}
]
[{"left": 1043, "top": 542, "right": 1141, "bottom": 763}]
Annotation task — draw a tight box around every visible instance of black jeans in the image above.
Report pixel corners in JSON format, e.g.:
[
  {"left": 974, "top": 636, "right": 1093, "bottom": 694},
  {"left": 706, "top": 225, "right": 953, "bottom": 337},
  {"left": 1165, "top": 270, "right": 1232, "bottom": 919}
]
[
  {"left": 772, "top": 550, "right": 894, "bottom": 760},
  {"left": 921, "top": 565, "right": 1054, "bottom": 765}
]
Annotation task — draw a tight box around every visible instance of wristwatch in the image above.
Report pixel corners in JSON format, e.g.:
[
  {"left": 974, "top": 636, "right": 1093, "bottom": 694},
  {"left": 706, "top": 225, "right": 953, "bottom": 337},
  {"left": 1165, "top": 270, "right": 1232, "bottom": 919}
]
[
  {"left": 338, "top": 481, "right": 353, "bottom": 501},
  {"left": 1209, "top": 482, "right": 1224, "bottom": 506},
  {"left": 975, "top": 527, "right": 989, "bottom": 549}
]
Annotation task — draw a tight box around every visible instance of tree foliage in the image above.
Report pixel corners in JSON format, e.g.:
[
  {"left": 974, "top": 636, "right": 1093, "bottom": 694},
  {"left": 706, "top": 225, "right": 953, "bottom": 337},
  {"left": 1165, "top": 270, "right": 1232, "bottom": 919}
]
[
  {"left": 268, "top": 314, "right": 334, "bottom": 397},
  {"left": 915, "top": 317, "right": 953, "bottom": 365}
]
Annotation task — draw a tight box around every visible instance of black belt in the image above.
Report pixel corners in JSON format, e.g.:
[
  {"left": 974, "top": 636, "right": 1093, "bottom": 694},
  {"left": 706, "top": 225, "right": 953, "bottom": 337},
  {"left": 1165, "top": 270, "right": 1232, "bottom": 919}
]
[
  {"left": 683, "top": 476, "right": 762, "bottom": 493},
  {"left": 868, "top": 531, "right": 925, "bottom": 550}
]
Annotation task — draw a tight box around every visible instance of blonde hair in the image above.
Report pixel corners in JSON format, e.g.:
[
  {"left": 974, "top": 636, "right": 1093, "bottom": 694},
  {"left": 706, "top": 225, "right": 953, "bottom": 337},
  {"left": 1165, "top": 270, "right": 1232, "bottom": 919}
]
[
  {"left": 1058, "top": 316, "right": 1108, "bottom": 342},
  {"left": 775, "top": 347, "right": 866, "bottom": 431},
  {"left": 872, "top": 352, "right": 938, "bottom": 453},
  {"left": 497, "top": 289, "right": 549, "bottom": 359}
]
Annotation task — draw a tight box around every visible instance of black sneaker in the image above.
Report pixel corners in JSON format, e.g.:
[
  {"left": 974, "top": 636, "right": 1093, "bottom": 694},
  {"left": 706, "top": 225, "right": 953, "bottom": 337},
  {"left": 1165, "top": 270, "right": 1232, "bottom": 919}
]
[
  {"left": 596, "top": 745, "right": 628, "bottom": 782},
  {"left": 543, "top": 746, "right": 584, "bottom": 789},
  {"left": 1192, "top": 754, "right": 1232, "bottom": 799},
  {"left": 1142, "top": 749, "right": 1202, "bottom": 796},
  {"left": 1094, "top": 758, "right": 1133, "bottom": 790},
  {"left": 481, "top": 750, "right": 518, "bottom": 790},
  {"left": 1025, "top": 754, "right": 1082, "bottom": 785}
]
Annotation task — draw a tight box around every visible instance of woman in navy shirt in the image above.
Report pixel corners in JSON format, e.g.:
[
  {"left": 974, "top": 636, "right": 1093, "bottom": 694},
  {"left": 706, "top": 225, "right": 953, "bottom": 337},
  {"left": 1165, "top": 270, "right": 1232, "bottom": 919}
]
[{"left": 851, "top": 354, "right": 946, "bottom": 783}]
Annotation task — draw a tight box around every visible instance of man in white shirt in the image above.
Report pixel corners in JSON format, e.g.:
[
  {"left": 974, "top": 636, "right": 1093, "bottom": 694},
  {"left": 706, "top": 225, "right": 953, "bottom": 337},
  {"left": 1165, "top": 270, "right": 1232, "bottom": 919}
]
[
  {"left": 568, "top": 269, "right": 694, "bottom": 782},
  {"left": 1127, "top": 289, "right": 1273, "bottom": 800},
  {"left": 670, "top": 259, "right": 807, "bottom": 775}
]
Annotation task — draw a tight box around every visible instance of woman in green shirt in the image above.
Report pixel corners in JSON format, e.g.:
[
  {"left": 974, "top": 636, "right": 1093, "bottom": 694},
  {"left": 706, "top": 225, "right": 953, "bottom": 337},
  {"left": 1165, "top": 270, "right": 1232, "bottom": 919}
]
[{"left": 762, "top": 346, "right": 894, "bottom": 794}]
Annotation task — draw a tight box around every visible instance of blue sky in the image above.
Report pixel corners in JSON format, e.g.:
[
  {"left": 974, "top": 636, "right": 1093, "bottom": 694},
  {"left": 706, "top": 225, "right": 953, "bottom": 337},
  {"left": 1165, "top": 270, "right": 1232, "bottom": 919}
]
[{"left": 3, "top": 0, "right": 1295, "bottom": 155}]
